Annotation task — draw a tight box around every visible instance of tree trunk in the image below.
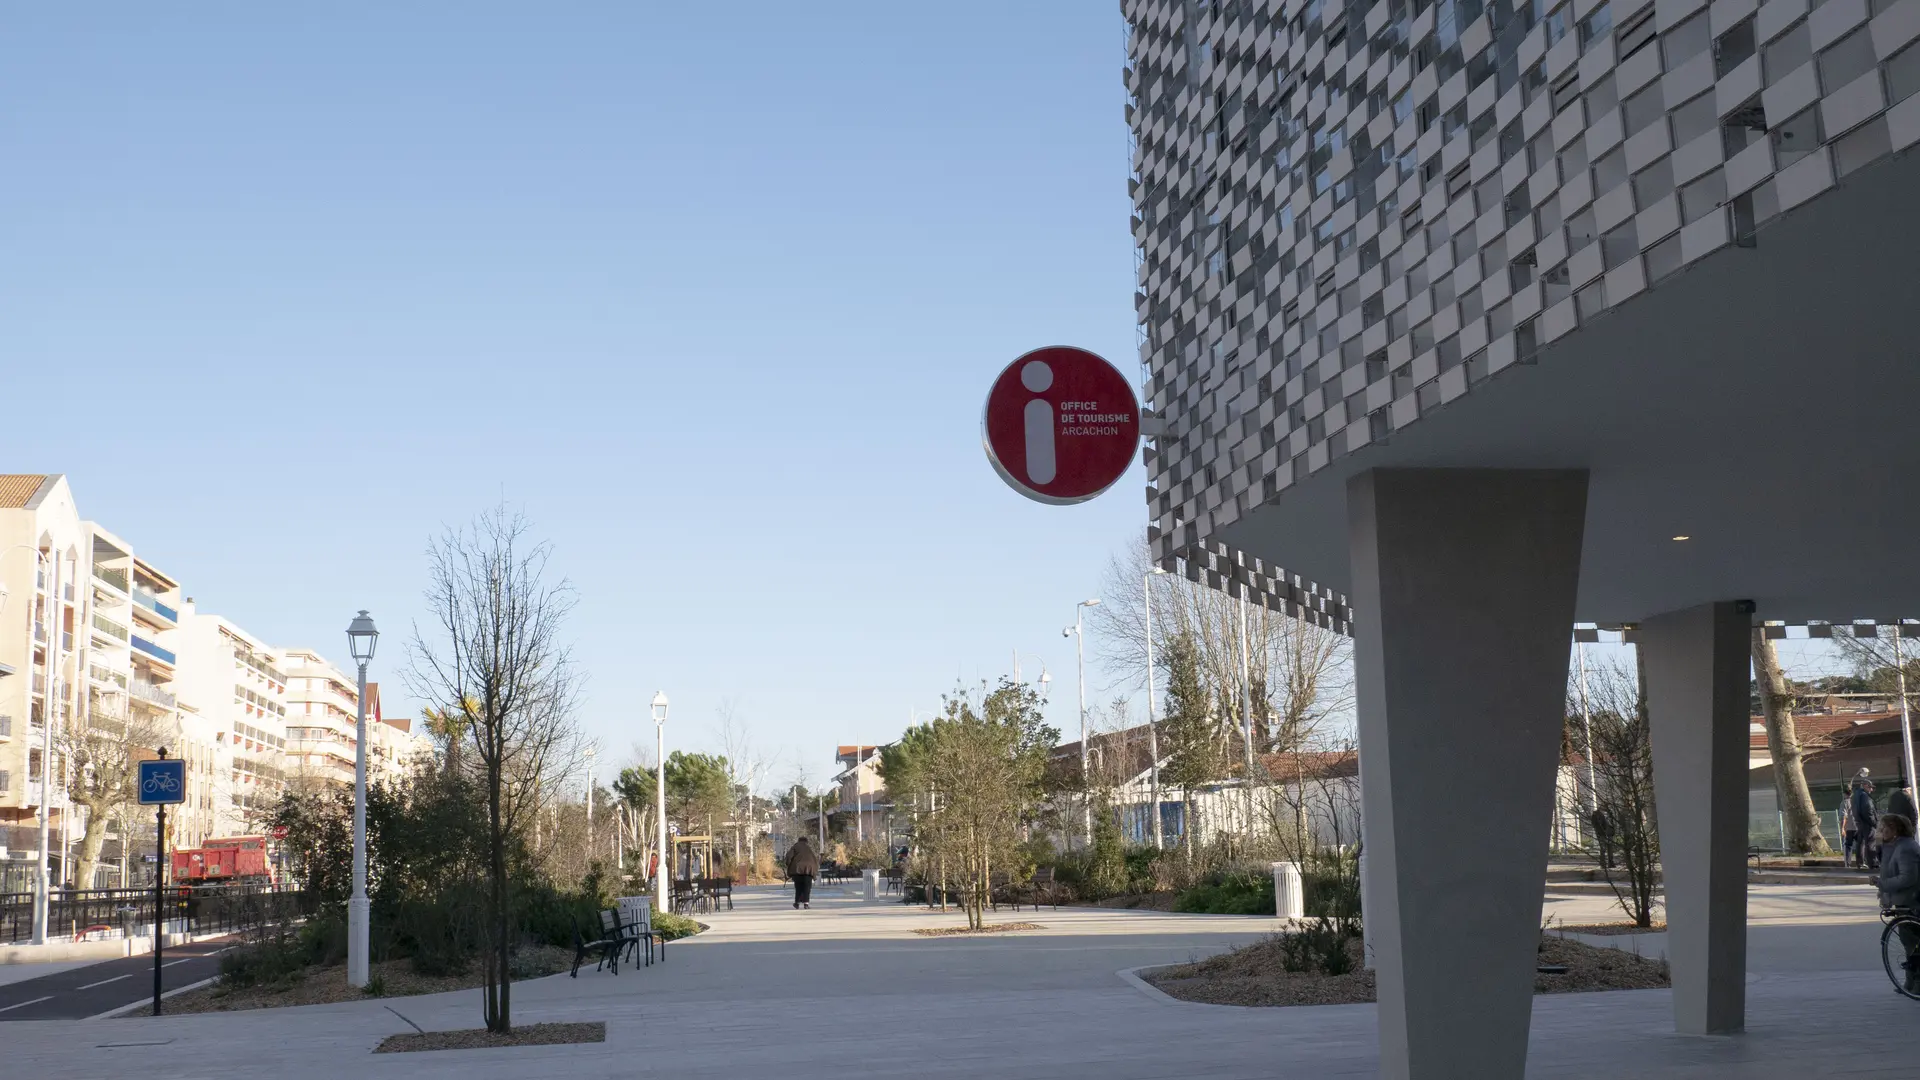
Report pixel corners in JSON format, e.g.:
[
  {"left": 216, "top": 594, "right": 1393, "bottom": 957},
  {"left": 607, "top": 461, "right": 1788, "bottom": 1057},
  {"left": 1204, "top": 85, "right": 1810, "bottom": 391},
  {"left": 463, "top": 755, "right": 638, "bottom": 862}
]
[
  {"left": 486, "top": 754, "right": 511, "bottom": 1034},
  {"left": 1752, "top": 628, "right": 1830, "bottom": 854},
  {"left": 74, "top": 803, "right": 109, "bottom": 890}
]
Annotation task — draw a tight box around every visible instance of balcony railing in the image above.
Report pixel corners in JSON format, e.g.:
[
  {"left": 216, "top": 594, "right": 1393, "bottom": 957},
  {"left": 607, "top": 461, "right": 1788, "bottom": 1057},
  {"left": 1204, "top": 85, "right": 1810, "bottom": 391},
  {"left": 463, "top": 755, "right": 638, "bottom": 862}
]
[
  {"left": 91, "top": 613, "right": 130, "bottom": 643},
  {"left": 131, "top": 636, "right": 176, "bottom": 665},
  {"left": 0, "top": 715, "right": 10, "bottom": 739},
  {"left": 32, "top": 623, "right": 46, "bottom": 645},
  {"left": 130, "top": 678, "right": 177, "bottom": 709},
  {"left": 131, "top": 589, "right": 179, "bottom": 623},
  {"left": 93, "top": 565, "right": 129, "bottom": 593},
  {"left": 89, "top": 664, "right": 128, "bottom": 689}
]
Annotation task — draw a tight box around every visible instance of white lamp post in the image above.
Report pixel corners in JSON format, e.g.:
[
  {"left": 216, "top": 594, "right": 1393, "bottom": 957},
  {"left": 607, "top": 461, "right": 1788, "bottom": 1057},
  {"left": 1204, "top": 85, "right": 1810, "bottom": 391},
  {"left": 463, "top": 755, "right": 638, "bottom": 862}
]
[
  {"left": 1064, "top": 599, "right": 1100, "bottom": 848},
  {"left": 1143, "top": 568, "right": 1167, "bottom": 850},
  {"left": 651, "top": 691, "right": 669, "bottom": 913},
  {"left": 344, "top": 610, "right": 378, "bottom": 989}
]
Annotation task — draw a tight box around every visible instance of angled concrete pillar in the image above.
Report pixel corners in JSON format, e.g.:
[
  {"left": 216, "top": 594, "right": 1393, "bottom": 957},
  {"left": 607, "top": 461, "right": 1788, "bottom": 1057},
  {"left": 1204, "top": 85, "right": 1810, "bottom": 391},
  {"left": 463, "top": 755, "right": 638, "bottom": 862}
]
[
  {"left": 1348, "top": 468, "right": 1588, "bottom": 1080},
  {"left": 1641, "top": 601, "right": 1750, "bottom": 1035}
]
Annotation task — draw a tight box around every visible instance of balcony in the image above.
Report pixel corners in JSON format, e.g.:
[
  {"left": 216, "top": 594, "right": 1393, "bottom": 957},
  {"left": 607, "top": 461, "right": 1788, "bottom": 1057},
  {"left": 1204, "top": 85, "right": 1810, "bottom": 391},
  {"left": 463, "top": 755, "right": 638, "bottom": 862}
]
[
  {"left": 131, "top": 589, "right": 179, "bottom": 626},
  {"left": 92, "top": 564, "right": 129, "bottom": 594},
  {"left": 89, "top": 664, "right": 128, "bottom": 690},
  {"left": 91, "top": 613, "right": 129, "bottom": 644},
  {"left": 131, "top": 635, "right": 176, "bottom": 666},
  {"left": 130, "top": 678, "right": 177, "bottom": 710},
  {"left": 0, "top": 715, "right": 10, "bottom": 739}
]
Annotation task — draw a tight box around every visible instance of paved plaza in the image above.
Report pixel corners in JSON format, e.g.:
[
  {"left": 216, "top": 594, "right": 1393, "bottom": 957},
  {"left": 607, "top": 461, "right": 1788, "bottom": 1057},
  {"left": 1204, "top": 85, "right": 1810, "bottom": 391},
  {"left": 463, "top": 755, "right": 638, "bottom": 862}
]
[{"left": 0, "top": 882, "right": 1909, "bottom": 1078}]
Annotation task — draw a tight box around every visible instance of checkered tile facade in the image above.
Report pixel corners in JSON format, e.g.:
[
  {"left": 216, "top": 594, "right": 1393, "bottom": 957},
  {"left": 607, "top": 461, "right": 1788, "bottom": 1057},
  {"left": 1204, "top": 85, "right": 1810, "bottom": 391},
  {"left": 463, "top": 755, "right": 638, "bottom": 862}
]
[{"left": 1127, "top": 0, "right": 1920, "bottom": 632}]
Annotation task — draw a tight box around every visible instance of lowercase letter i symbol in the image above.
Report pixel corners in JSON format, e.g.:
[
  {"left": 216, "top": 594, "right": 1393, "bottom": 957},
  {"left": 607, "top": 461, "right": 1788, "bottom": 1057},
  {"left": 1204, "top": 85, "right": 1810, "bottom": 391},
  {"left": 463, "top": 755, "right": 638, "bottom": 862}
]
[{"left": 1022, "top": 360, "right": 1056, "bottom": 485}]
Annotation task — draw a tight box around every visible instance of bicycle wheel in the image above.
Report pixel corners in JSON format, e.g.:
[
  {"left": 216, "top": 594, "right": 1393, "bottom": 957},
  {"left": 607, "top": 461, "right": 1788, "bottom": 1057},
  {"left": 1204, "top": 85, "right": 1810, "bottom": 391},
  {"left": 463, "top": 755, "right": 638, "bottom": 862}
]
[{"left": 1880, "top": 916, "right": 1920, "bottom": 999}]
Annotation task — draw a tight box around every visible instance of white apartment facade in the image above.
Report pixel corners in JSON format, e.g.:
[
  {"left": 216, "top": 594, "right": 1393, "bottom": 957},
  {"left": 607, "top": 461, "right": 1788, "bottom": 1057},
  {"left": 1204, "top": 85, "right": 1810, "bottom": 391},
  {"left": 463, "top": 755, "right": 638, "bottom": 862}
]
[
  {"left": 281, "top": 652, "right": 424, "bottom": 791},
  {"left": 173, "top": 603, "right": 289, "bottom": 839}
]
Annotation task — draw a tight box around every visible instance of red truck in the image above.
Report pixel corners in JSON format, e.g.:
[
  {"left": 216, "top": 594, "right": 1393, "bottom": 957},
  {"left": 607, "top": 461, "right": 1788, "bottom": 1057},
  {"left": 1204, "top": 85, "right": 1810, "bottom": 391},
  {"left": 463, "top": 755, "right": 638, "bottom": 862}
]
[{"left": 171, "top": 835, "right": 274, "bottom": 885}]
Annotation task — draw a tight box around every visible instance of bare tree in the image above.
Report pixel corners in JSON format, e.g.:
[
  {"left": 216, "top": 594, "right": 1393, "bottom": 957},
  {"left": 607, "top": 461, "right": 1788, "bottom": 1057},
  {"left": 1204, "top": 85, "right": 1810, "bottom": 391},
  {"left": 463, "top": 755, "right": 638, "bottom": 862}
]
[
  {"left": 409, "top": 506, "right": 583, "bottom": 1035},
  {"left": 1580, "top": 655, "right": 1661, "bottom": 928},
  {"left": 59, "top": 695, "right": 169, "bottom": 889},
  {"left": 1090, "top": 536, "right": 1353, "bottom": 771},
  {"left": 1752, "top": 628, "right": 1829, "bottom": 854},
  {"left": 713, "top": 698, "right": 768, "bottom": 864}
]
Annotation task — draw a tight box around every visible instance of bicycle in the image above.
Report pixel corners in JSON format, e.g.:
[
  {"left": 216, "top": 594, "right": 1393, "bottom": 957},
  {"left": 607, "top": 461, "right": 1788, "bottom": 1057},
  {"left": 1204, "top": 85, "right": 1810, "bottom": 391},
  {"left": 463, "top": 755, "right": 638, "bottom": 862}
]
[{"left": 1880, "top": 907, "right": 1920, "bottom": 999}]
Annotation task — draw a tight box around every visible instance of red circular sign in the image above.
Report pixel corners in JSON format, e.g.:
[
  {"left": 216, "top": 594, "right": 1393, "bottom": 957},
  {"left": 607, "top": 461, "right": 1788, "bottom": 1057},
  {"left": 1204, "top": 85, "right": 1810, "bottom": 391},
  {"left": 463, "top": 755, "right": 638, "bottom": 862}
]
[{"left": 982, "top": 346, "right": 1140, "bottom": 504}]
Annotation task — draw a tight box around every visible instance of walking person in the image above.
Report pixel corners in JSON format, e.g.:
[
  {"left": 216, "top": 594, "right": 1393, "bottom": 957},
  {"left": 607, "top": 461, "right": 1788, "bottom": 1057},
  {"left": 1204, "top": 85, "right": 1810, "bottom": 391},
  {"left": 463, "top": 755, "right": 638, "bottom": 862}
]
[
  {"left": 1843, "top": 793, "right": 1861, "bottom": 868},
  {"left": 1854, "top": 778, "right": 1881, "bottom": 871},
  {"left": 1875, "top": 813, "right": 1920, "bottom": 993},
  {"left": 785, "top": 836, "right": 818, "bottom": 909},
  {"left": 1589, "top": 806, "right": 1616, "bottom": 870}
]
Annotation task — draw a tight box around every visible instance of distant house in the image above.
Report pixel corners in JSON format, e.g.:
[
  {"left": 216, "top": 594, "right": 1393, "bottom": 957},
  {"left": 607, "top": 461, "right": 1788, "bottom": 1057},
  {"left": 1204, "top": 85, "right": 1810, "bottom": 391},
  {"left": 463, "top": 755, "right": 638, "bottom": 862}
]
[{"left": 1749, "top": 710, "right": 1911, "bottom": 846}]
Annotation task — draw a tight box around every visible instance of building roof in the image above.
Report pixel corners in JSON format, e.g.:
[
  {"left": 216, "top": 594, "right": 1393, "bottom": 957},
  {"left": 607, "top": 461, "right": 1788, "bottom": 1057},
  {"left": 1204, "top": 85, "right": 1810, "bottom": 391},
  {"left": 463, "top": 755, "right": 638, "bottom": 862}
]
[
  {"left": 1257, "top": 749, "right": 1360, "bottom": 781},
  {"left": 0, "top": 474, "right": 51, "bottom": 509},
  {"left": 1749, "top": 712, "right": 1899, "bottom": 752}
]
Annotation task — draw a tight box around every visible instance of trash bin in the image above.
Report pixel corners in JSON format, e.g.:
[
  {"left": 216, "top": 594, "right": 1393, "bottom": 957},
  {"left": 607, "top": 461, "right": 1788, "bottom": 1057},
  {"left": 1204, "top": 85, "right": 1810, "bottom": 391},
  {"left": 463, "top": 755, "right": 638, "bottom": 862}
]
[
  {"left": 863, "top": 868, "right": 881, "bottom": 902},
  {"left": 1272, "top": 861, "right": 1305, "bottom": 920}
]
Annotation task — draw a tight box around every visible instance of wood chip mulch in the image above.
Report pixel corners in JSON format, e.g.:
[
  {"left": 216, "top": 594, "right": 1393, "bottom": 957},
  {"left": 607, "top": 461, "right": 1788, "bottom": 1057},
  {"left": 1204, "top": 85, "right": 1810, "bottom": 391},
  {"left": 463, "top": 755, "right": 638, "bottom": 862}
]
[
  {"left": 1145, "top": 932, "right": 1669, "bottom": 1007},
  {"left": 1555, "top": 922, "right": 1666, "bottom": 936},
  {"left": 913, "top": 922, "right": 1045, "bottom": 936},
  {"left": 122, "top": 946, "right": 575, "bottom": 1016},
  {"left": 375, "top": 1021, "right": 606, "bottom": 1054}
]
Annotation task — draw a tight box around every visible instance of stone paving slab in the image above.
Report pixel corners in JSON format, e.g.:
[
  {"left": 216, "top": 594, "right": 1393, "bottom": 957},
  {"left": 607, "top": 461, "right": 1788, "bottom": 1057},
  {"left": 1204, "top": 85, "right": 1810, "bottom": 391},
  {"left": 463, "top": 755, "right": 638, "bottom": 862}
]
[{"left": 0, "top": 884, "right": 1908, "bottom": 1078}]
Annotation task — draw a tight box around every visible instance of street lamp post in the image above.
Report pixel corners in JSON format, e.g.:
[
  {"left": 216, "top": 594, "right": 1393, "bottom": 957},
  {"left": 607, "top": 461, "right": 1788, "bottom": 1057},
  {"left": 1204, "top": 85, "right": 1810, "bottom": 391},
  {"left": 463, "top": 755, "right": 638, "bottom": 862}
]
[
  {"left": 344, "top": 610, "right": 379, "bottom": 989},
  {"left": 1144, "top": 568, "right": 1167, "bottom": 850},
  {"left": 651, "top": 692, "right": 669, "bottom": 914},
  {"left": 1064, "top": 599, "right": 1100, "bottom": 848}
]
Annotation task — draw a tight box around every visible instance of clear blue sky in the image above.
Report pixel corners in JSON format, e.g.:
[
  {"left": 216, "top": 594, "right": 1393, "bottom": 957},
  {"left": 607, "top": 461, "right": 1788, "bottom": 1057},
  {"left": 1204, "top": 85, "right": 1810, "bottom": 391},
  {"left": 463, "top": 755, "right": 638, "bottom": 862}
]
[{"left": 0, "top": 4, "right": 1147, "bottom": 789}]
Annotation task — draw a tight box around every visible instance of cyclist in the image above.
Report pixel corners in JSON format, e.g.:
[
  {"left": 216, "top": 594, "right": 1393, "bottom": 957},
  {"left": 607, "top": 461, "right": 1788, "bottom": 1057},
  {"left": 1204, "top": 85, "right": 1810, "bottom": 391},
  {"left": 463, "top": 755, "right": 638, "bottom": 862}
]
[{"left": 1877, "top": 813, "right": 1920, "bottom": 994}]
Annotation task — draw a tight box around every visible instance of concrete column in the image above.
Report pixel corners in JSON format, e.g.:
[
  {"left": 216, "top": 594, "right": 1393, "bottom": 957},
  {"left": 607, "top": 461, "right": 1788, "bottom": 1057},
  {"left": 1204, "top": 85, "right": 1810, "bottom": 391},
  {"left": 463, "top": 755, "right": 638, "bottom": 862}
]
[
  {"left": 1348, "top": 468, "right": 1588, "bottom": 1080},
  {"left": 1640, "top": 601, "right": 1750, "bottom": 1035}
]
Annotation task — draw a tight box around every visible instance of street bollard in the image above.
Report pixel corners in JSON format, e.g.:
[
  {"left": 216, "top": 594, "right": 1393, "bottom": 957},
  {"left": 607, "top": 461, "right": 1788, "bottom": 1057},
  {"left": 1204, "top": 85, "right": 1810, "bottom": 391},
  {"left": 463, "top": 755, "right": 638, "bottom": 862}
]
[{"left": 1272, "top": 861, "right": 1305, "bottom": 920}]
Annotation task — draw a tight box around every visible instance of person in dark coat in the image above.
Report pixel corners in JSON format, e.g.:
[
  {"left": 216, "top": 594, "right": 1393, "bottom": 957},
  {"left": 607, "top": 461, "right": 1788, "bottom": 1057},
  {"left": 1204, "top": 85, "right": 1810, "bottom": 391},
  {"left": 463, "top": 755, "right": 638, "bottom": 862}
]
[
  {"left": 1589, "top": 807, "right": 1616, "bottom": 869},
  {"left": 1843, "top": 784, "right": 1861, "bottom": 868},
  {"left": 785, "top": 837, "right": 819, "bottom": 909},
  {"left": 1891, "top": 785, "right": 1919, "bottom": 828},
  {"left": 1854, "top": 779, "right": 1880, "bottom": 870}
]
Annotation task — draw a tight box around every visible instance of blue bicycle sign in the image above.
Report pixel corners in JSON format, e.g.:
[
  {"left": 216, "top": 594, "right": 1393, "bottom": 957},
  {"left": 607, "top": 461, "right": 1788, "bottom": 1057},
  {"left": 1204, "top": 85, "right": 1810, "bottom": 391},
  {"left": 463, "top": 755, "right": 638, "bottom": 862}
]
[{"left": 137, "top": 759, "right": 186, "bottom": 805}]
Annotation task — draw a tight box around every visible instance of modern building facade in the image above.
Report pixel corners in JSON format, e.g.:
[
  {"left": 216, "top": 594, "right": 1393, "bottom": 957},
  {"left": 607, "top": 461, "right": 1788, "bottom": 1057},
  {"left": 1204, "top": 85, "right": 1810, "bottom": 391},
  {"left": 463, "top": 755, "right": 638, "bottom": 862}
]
[
  {"left": 1124, "top": 0, "right": 1920, "bottom": 1074},
  {"left": 281, "top": 652, "right": 423, "bottom": 791}
]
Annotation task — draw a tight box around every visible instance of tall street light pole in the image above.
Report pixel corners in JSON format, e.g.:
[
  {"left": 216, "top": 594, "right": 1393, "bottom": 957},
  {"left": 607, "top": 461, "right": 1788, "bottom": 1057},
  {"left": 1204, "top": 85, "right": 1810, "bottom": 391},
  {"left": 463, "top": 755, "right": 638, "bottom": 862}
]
[
  {"left": 344, "top": 610, "right": 379, "bottom": 989},
  {"left": 1144, "top": 567, "right": 1167, "bottom": 851},
  {"left": 32, "top": 547, "right": 62, "bottom": 945},
  {"left": 1065, "top": 599, "right": 1100, "bottom": 848},
  {"left": 652, "top": 691, "right": 670, "bottom": 914}
]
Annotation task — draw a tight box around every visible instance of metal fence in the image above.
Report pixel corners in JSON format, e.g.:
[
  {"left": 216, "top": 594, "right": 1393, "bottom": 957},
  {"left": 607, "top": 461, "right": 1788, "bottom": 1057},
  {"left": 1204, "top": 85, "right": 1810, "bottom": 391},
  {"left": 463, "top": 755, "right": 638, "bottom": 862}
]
[{"left": 0, "top": 884, "right": 310, "bottom": 945}]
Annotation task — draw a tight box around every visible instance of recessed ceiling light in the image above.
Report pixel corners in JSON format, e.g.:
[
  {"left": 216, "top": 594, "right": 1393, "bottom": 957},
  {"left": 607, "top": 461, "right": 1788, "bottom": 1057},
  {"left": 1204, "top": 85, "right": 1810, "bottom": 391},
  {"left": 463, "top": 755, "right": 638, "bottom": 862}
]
[{"left": 1671, "top": 535, "right": 1691, "bottom": 541}]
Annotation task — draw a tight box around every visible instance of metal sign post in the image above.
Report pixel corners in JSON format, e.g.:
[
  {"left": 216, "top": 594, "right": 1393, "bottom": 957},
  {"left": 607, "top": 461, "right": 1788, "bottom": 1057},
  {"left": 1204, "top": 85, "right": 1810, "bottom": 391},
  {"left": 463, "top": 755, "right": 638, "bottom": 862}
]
[{"left": 137, "top": 749, "right": 186, "bottom": 1016}]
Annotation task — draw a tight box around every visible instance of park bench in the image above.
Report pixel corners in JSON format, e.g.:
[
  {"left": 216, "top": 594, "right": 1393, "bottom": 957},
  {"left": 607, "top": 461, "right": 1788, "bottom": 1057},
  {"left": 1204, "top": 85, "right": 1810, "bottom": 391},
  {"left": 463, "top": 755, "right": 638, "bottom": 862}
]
[
  {"left": 700, "top": 876, "right": 734, "bottom": 911},
  {"left": 617, "top": 895, "right": 664, "bottom": 965},
  {"left": 1028, "top": 867, "right": 1064, "bottom": 909},
  {"left": 571, "top": 917, "right": 621, "bottom": 977},
  {"left": 883, "top": 867, "right": 903, "bottom": 894}
]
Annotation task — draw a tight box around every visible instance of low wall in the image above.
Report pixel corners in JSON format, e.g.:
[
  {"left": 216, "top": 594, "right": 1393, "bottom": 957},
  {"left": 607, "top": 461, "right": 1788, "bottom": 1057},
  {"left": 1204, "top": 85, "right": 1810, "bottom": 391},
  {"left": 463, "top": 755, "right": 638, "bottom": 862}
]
[{"left": 1, "top": 919, "right": 193, "bottom": 965}]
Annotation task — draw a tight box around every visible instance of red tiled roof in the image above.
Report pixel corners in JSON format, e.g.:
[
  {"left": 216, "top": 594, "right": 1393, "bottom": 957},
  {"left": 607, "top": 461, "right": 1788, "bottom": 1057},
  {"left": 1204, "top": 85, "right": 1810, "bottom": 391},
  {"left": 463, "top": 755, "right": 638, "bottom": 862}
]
[
  {"left": 1258, "top": 749, "right": 1359, "bottom": 781},
  {"left": 1749, "top": 712, "right": 1895, "bottom": 751}
]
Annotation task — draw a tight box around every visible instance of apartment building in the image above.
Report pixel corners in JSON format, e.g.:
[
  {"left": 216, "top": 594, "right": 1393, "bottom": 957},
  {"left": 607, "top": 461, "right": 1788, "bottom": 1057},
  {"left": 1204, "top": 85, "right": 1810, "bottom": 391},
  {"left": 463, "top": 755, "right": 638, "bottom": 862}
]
[
  {"left": 280, "top": 648, "right": 363, "bottom": 789},
  {"left": 174, "top": 603, "right": 289, "bottom": 838},
  {"left": 0, "top": 476, "right": 83, "bottom": 891}
]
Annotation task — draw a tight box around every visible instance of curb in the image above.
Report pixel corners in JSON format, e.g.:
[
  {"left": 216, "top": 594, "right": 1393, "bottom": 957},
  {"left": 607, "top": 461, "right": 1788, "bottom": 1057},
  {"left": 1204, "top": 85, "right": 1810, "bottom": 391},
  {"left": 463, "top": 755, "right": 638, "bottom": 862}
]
[
  {"left": 90, "top": 975, "right": 220, "bottom": 1020},
  {"left": 1116, "top": 964, "right": 1197, "bottom": 1006}
]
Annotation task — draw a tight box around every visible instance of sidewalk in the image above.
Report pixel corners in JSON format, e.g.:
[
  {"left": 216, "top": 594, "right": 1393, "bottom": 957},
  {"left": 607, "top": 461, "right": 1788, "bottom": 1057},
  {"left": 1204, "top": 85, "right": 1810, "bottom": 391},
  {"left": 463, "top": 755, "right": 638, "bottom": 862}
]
[{"left": 0, "top": 884, "right": 1907, "bottom": 1078}]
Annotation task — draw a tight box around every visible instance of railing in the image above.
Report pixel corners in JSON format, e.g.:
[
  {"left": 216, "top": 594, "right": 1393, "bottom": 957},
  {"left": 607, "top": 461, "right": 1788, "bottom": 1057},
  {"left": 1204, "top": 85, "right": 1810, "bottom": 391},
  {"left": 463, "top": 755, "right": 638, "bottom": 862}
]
[
  {"left": 32, "top": 622, "right": 46, "bottom": 644},
  {"left": 91, "top": 613, "right": 130, "bottom": 643},
  {"left": 0, "top": 885, "right": 312, "bottom": 946},
  {"left": 0, "top": 715, "right": 10, "bottom": 738},
  {"left": 89, "top": 663, "right": 129, "bottom": 689},
  {"left": 130, "top": 678, "right": 177, "bottom": 709},
  {"left": 132, "top": 589, "right": 179, "bottom": 622},
  {"left": 93, "top": 565, "right": 129, "bottom": 593},
  {"left": 132, "top": 635, "right": 176, "bottom": 665}
]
